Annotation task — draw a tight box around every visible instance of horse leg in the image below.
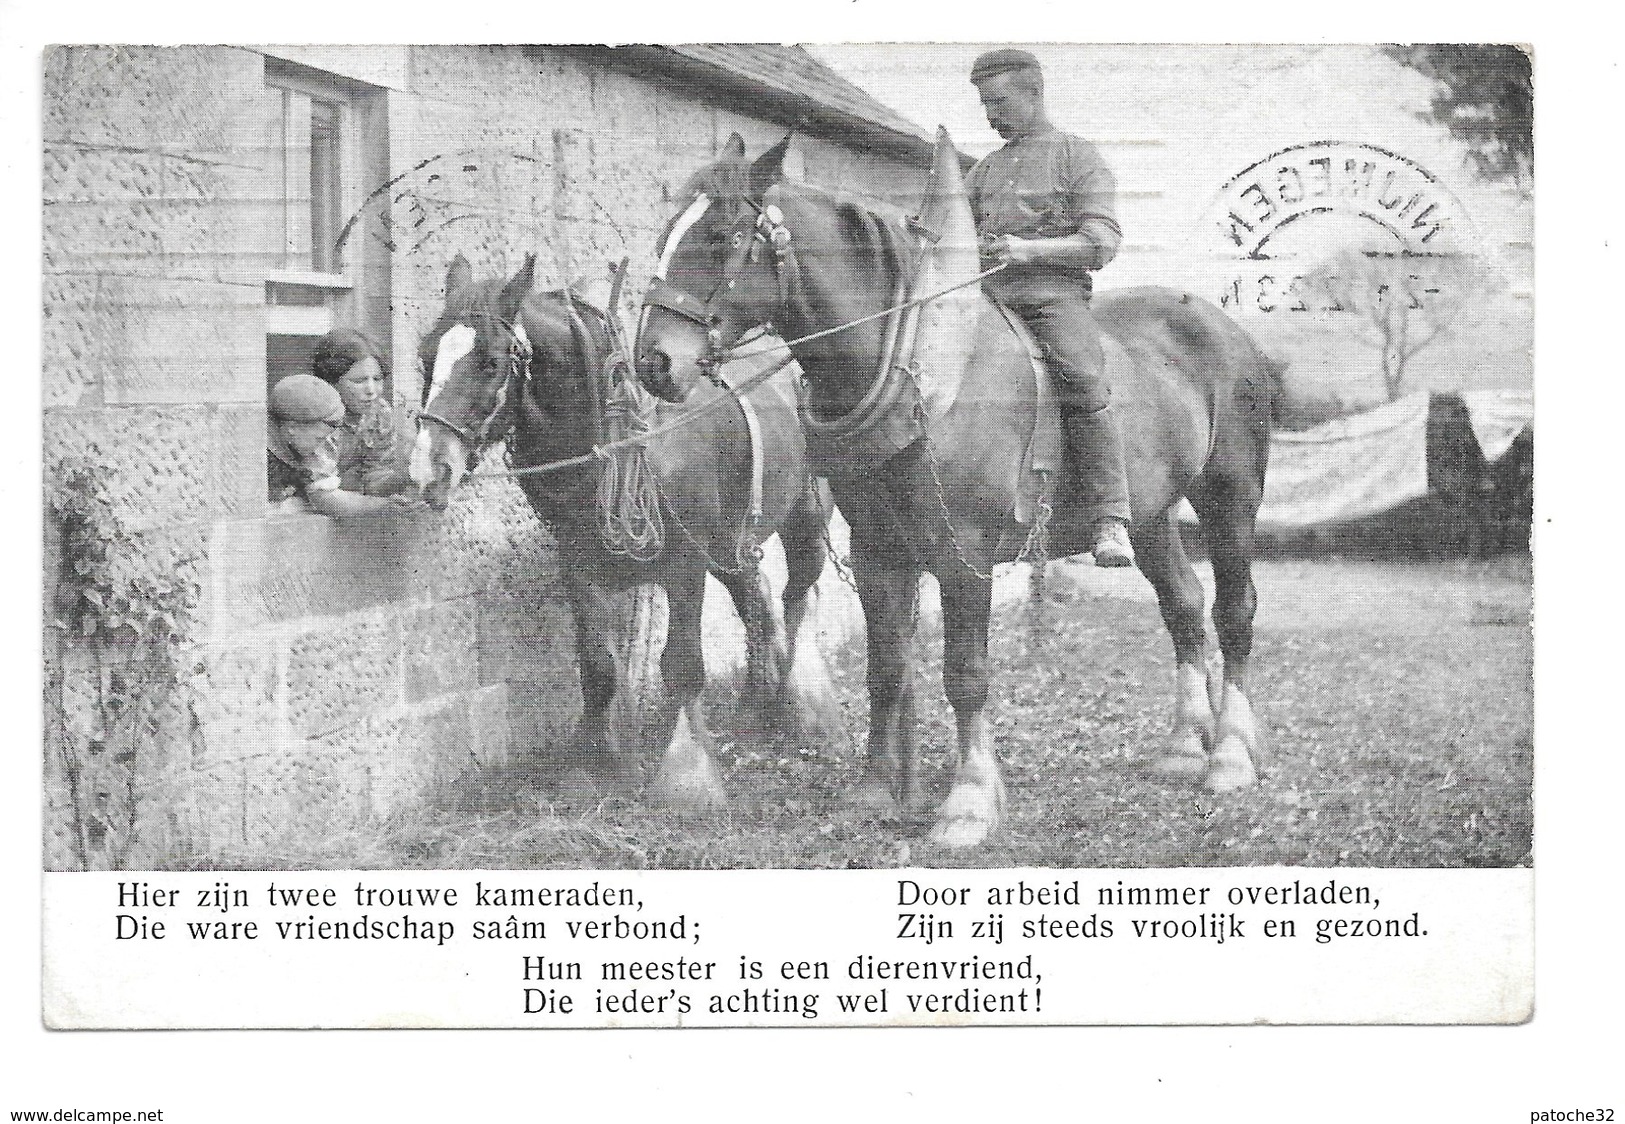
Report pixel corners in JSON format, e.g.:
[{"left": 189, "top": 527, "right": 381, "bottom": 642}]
[
  {"left": 563, "top": 572, "right": 639, "bottom": 794},
  {"left": 1131, "top": 510, "right": 1218, "bottom": 780},
  {"left": 929, "top": 570, "right": 1006, "bottom": 848},
  {"left": 777, "top": 483, "right": 842, "bottom": 749},
  {"left": 647, "top": 559, "right": 727, "bottom": 813},
  {"left": 846, "top": 534, "right": 920, "bottom": 816},
  {"left": 1195, "top": 483, "right": 1265, "bottom": 792},
  {"left": 716, "top": 565, "right": 787, "bottom": 718}
]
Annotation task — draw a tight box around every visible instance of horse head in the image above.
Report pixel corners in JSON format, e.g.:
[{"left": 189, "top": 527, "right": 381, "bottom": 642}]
[
  {"left": 410, "top": 253, "right": 536, "bottom": 510},
  {"left": 636, "top": 134, "right": 912, "bottom": 419},
  {"left": 635, "top": 133, "right": 805, "bottom": 403}
]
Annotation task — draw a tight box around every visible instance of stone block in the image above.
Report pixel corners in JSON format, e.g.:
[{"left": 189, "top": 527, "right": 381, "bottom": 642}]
[
  {"left": 397, "top": 693, "right": 474, "bottom": 796},
  {"left": 480, "top": 592, "right": 580, "bottom": 755},
  {"left": 43, "top": 196, "right": 166, "bottom": 266},
  {"left": 103, "top": 293, "right": 262, "bottom": 405},
  {"left": 42, "top": 142, "right": 163, "bottom": 206},
  {"left": 195, "top": 636, "right": 280, "bottom": 768},
  {"left": 653, "top": 93, "right": 715, "bottom": 155},
  {"left": 591, "top": 74, "right": 660, "bottom": 148},
  {"left": 526, "top": 47, "right": 596, "bottom": 125},
  {"left": 42, "top": 272, "right": 106, "bottom": 410},
  {"left": 310, "top": 712, "right": 405, "bottom": 821},
  {"left": 207, "top": 405, "right": 268, "bottom": 522},
  {"left": 45, "top": 46, "right": 248, "bottom": 152},
  {"left": 404, "top": 597, "right": 481, "bottom": 704},
  {"left": 550, "top": 128, "right": 594, "bottom": 222},
  {"left": 229, "top": 729, "right": 379, "bottom": 852},
  {"left": 175, "top": 755, "right": 252, "bottom": 854},
  {"left": 285, "top": 609, "right": 403, "bottom": 738},
  {"left": 422, "top": 479, "right": 554, "bottom": 603},
  {"left": 466, "top": 683, "right": 511, "bottom": 766},
  {"left": 44, "top": 406, "right": 215, "bottom": 535},
  {"left": 206, "top": 513, "right": 433, "bottom": 634}
]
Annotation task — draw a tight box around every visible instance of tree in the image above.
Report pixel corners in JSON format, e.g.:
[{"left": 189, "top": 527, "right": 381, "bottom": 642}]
[
  {"left": 1383, "top": 44, "right": 1533, "bottom": 184},
  {"left": 1304, "top": 249, "right": 1497, "bottom": 400}
]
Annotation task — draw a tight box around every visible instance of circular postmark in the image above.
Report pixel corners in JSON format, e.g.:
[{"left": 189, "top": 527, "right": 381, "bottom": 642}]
[{"left": 1193, "top": 142, "right": 1501, "bottom": 399}]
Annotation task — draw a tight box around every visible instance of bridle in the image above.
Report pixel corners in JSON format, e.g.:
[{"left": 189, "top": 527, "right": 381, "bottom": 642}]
[
  {"left": 418, "top": 311, "right": 535, "bottom": 453},
  {"left": 640, "top": 193, "right": 796, "bottom": 383}
]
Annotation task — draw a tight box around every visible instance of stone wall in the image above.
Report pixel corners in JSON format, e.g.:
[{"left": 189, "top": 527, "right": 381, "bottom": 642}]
[{"left": 42, "top": 45, "right": 925, "bottom": 869}]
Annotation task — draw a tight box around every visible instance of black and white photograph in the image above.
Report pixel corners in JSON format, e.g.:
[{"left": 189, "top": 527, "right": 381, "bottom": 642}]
[
  {"left": 8, "top": 7, "right": 1616, "bottom": 1118},
  {"left": 41, "top": 43, "right": 1533, "bottom": 873}
]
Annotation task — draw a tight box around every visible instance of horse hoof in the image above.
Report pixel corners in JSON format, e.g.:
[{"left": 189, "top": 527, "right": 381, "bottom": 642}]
[
  {"left": 647, "top": 779, "right": 728, "bottom": 817},
  {"left": 649, "top": 754, "right": 728, "bottom": 816},
  {"left": 1205, "top": 736, "right": 1258, "bottom": 792},
  {"left": 928, "top": 814, "right": 995, "bottom": 849},
  {"left": 927, "top": 784, "right": 1001, "bottom": 848},
  {"left": 1150, "top": 750, "right": 1209, "bottom": 781}
]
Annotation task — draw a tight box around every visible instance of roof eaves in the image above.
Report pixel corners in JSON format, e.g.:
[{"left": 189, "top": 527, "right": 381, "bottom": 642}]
[{"left": 548, "top": 44, "right": 956, "bottom": 166}]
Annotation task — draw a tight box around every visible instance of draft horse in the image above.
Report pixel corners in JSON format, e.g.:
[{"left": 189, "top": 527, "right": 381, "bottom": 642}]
[
  {"left": 411, "top": 252, "right": 839, "bottom": 811},
  {"left": 636, "top": 135, "right": 1274, "bottom": 846}
]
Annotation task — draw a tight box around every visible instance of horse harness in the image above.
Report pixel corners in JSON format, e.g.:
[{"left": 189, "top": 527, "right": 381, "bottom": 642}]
[
  {"left": 640, "top": 199, "right": 792, "bottom": 567},
  {"left": 640, "top": 189, "right": 1053, "bottom": 580},
  {"left": 417, "top": 310, "right": 536, "bottom": 454}
]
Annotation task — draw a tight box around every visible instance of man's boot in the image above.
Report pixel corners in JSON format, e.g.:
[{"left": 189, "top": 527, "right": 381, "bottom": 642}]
[{"left": 1061, "top": 401, "right": 1135, "bottom": 568}]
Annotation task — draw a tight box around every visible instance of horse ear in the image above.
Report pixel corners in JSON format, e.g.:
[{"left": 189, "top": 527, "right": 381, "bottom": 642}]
[
  {"left": 446, "top": 254, "right": 473, "bottom": 301},
  {"left": 498, "top": 254, "right": 536, "bottom": 322},
  {"left": 749, "top": 133, "right": 793, "bottom": 197},
  {"left": 720, "top": 132, "right": 747, "bottom": 162}
]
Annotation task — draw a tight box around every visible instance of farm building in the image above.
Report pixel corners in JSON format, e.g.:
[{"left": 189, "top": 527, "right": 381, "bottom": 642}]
[{"left": 41, "top": 44, "right": 946, "bottom": 869}]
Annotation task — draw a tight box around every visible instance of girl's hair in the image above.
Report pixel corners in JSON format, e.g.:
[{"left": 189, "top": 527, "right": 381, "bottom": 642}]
[{"left": 312, "top": 328, "right": 390, "bottom": 385}]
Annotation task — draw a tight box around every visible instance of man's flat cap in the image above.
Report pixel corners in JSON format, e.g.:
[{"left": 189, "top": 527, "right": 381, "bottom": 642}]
[
  {"left": 970, "top": 48, "right": 1042, "bottom": 84},
  {"left": 269, "top": 374, "right": 345, "bottom": 424}
]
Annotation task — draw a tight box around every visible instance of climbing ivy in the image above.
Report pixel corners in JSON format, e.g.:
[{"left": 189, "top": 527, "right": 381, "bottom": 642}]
[{"left": 47, "top": 455, "right": 205, "bottom": 869}]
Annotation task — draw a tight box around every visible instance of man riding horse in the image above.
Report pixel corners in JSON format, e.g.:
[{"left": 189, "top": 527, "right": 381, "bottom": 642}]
[{"left": 967, "top": 48, "right": 1134, "bottom": 568}]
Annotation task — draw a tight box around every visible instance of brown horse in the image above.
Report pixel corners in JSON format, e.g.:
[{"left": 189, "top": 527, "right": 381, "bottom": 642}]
[
  {"left": 410, "top": 253, "right": 839, "bottom": 810},
  {"left": 636, "top": 136, "right": 1273, "bottom": 847}
]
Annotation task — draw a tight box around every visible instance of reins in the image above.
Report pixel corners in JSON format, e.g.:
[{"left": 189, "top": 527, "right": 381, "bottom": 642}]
[{"left": 466, "top": 263, "right": 1005, "bottom": 481}]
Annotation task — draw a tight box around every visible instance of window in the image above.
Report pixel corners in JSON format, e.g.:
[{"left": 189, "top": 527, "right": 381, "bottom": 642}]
[
  {"left": 263, "top": 61, "right": 372, "bottom": 339},
  {"left": 261, "top": 57, "right": 392, "bottom": 504}
]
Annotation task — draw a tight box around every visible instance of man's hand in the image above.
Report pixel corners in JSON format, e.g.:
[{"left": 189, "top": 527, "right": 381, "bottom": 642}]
[
  {"left": 982, "top": 231, "right": 1105, "bottom": 273},
  {"left": 980, "top": 233, "right": 1037, "bottom": 267}
]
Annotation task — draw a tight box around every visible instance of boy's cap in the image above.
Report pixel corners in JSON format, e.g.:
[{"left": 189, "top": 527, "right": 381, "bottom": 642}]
[{"left": 269, "top": 374, "right": 345, "bottom": 424}]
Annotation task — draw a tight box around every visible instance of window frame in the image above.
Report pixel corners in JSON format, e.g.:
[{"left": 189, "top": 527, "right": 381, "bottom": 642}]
[{"left": 262, "top": 60, "right": 372, "bottom": 337}]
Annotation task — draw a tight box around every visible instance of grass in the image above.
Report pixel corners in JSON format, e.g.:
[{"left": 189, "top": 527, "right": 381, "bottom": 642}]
[{"left": 348, "top": 553, "right": 1532, "bottom": 871}]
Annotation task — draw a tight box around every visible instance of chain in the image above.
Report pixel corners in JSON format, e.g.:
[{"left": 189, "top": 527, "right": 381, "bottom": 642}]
[
  {"left": 901, "top": 366, "right": 1058, "bottom": 586},
  {"left": 819, "top": 505, "right": 859, "bottom": 592},
  {"left": 908, "top": 374, "right": 996, "bottom": 582},
  {"left": 651, "top": 473, "right": 762, "bottom": 579}
]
